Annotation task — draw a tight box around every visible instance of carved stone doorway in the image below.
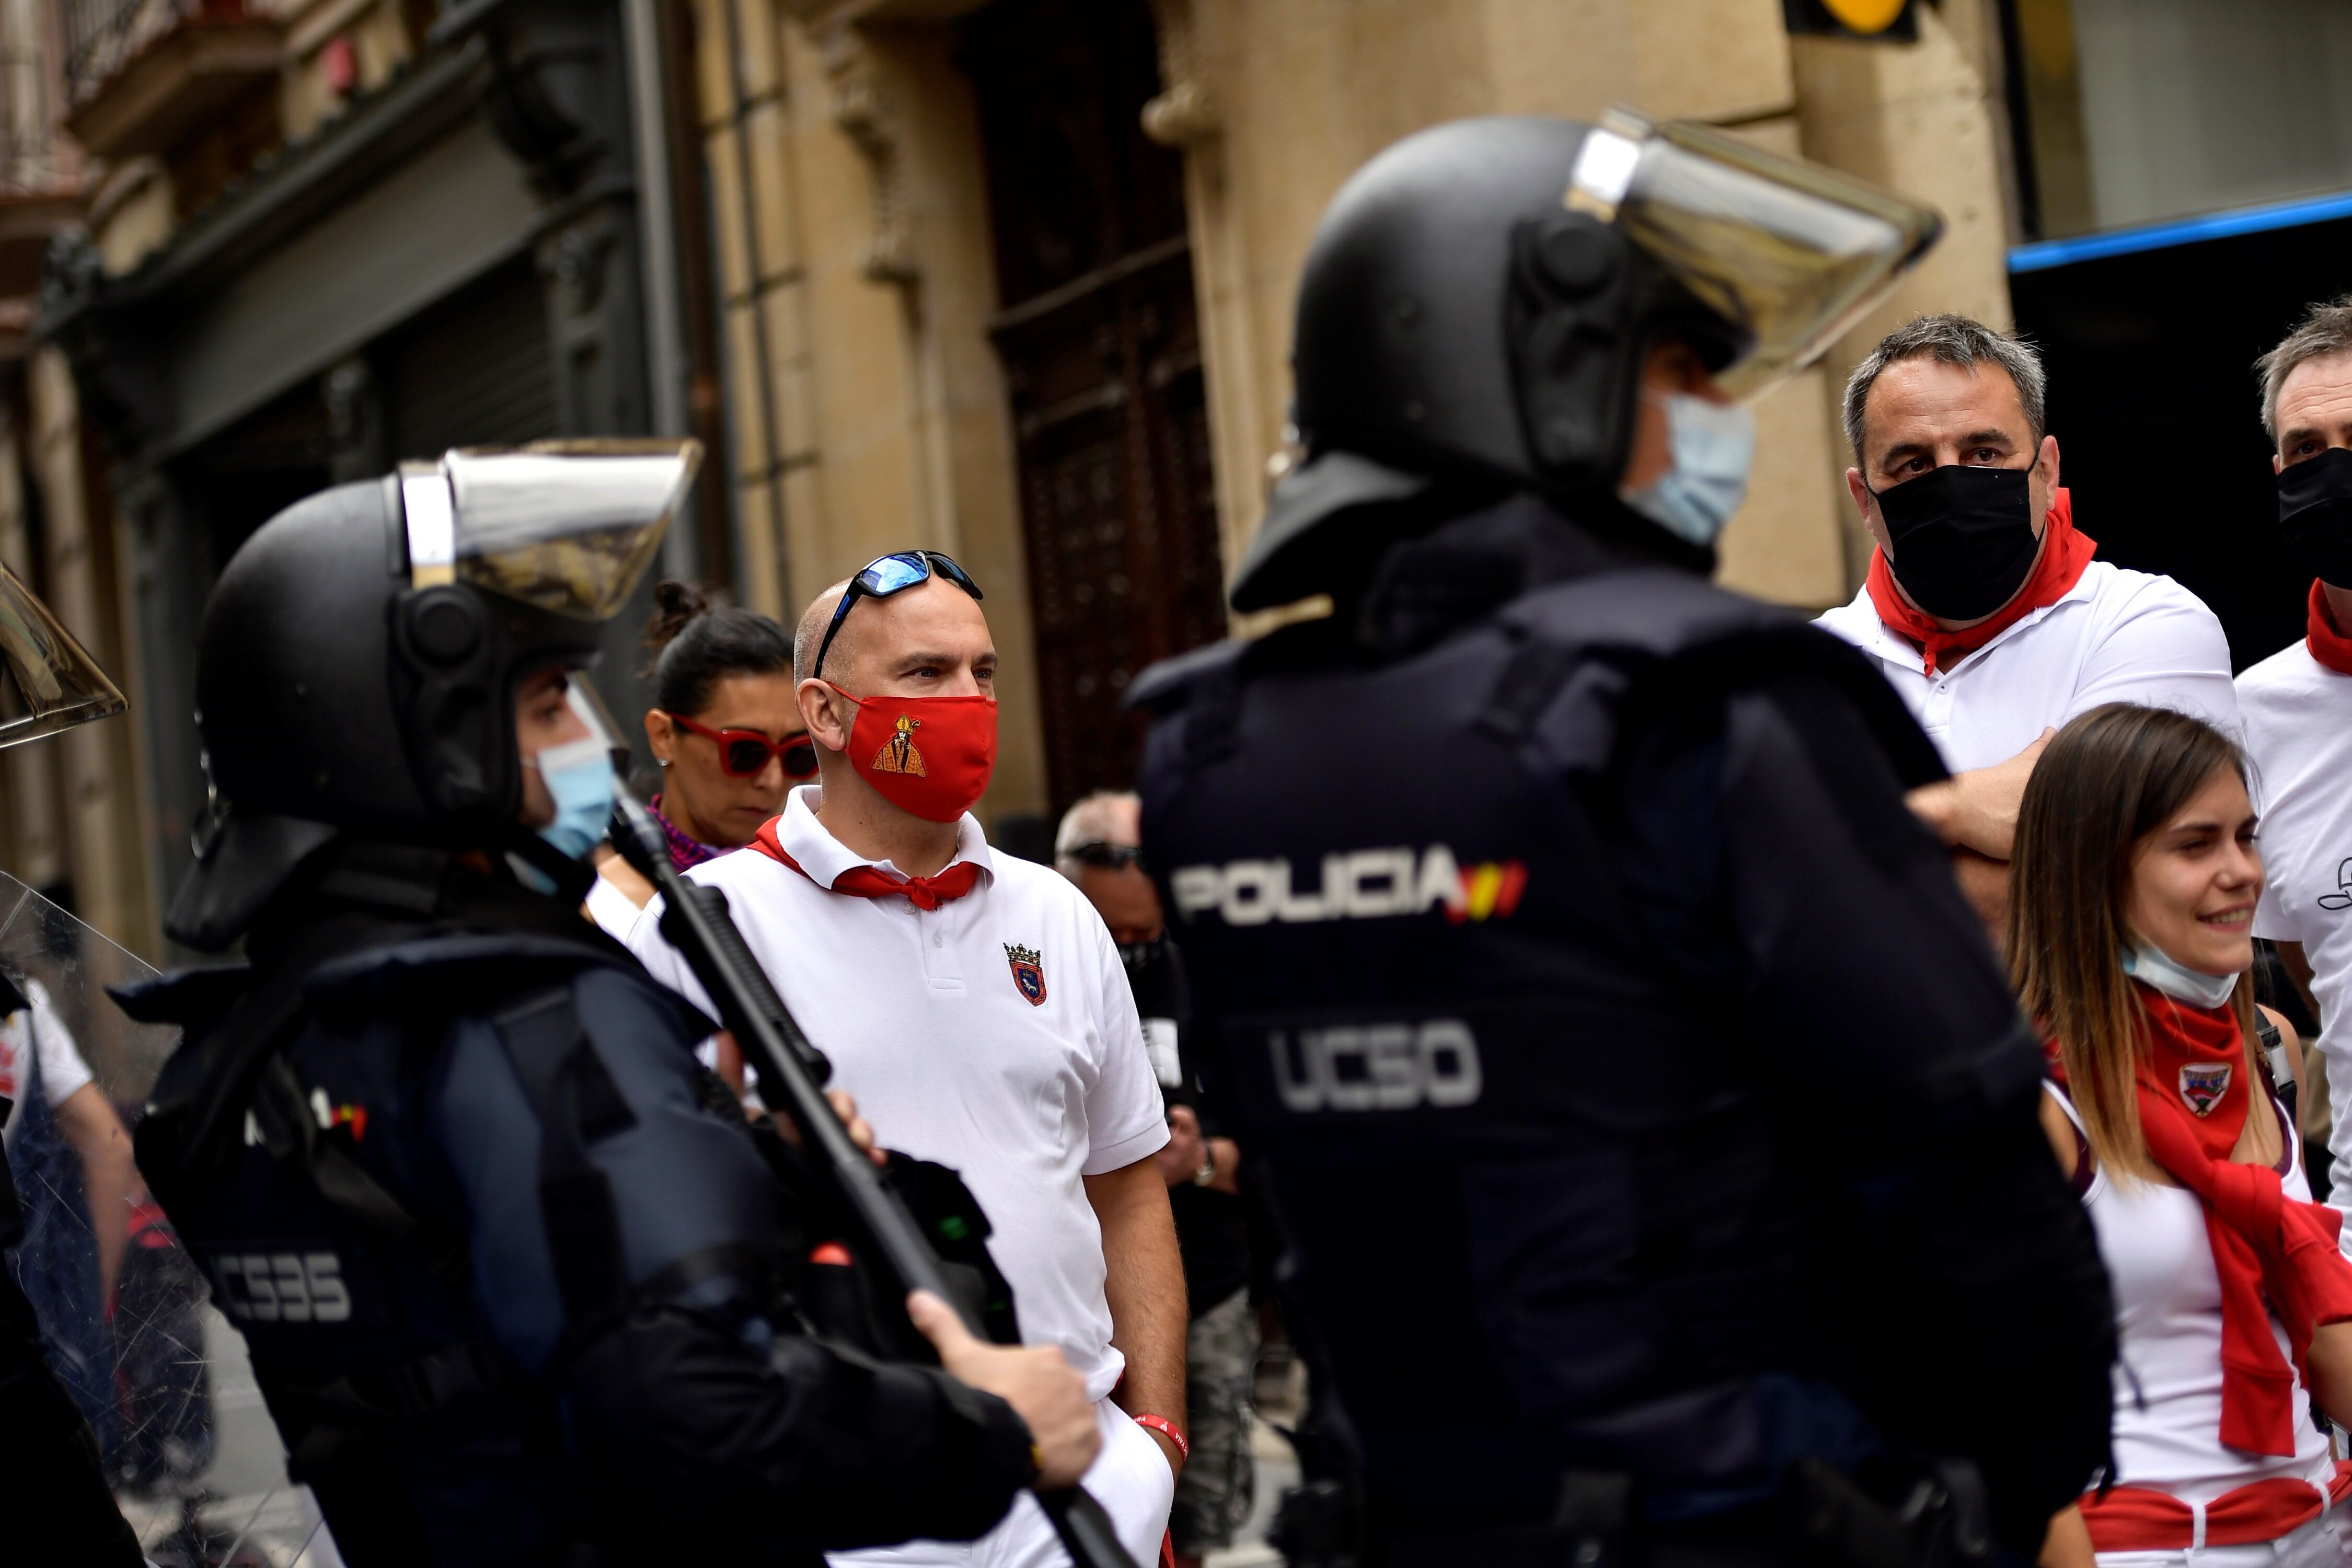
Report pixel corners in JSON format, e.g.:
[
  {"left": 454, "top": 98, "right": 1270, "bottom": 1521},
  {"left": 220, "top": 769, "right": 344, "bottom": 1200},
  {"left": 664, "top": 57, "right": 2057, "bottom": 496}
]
[{"left": 963, "top": 0, "right": 1225, "bottom": 814}]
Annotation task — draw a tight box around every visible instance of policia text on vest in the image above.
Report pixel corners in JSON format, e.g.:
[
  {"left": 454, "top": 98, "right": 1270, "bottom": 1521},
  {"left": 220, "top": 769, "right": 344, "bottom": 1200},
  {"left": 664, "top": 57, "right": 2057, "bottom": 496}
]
[{"left": 1170, "top": 845, "right": 1528, "bottom": 927}]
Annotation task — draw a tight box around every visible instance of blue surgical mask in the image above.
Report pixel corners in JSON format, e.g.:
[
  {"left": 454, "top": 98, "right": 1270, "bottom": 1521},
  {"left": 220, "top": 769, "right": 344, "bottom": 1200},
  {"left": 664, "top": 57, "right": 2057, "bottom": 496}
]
[
  {"left": 2122, "top": 943, "right": 2240, "bottom": 1011},
  {"left": 528, "top": 735, "right": 616, "bottom": 861},
  {"left": 1621, "top": 391, "right": 1756, "bottom": 548}
]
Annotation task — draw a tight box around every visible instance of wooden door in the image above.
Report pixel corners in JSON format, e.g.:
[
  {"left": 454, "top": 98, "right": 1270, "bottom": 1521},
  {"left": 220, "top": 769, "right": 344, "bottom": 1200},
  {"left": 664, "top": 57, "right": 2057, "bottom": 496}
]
[{"left": 964, "top": 0, "right": 1226, "bottom": 813}]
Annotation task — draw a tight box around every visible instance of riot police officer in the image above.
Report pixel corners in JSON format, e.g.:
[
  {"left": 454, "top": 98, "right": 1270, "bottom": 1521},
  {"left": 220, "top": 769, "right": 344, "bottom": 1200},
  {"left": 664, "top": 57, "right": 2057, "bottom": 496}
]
[
  {"left": 1131, "top": 114, "right": 2114, "bottom": 1566},
  {"left": 125, "top": 442, "right": 1100, "bottom": 1566}
]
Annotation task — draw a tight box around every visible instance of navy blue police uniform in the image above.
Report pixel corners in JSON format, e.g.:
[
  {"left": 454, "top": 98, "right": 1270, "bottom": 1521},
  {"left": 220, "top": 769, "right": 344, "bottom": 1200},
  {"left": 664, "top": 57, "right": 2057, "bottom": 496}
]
[
  {"left": 1132, "top": 496, "right": 2115, "bottom": 1564},
  {"left": 128, "top": 849, "right": 1035, "bottom": 1568}
]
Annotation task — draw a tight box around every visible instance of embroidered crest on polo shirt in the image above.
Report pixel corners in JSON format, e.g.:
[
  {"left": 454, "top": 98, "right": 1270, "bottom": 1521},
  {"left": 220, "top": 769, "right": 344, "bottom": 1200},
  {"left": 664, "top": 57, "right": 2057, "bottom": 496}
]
[
  {"left": 873, "top": 714, "right": 927, "bottom": 776},
  {"left": 2179, "top": 1061, "right": 2231, "bottom": 1117},
  {"left": 1004, "top": 943, "right": 1046, "bottom": 1006}
]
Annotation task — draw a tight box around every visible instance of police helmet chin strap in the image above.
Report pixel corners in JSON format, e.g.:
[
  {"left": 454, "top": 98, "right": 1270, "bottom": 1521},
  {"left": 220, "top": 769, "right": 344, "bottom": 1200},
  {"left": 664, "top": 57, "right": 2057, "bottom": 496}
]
[{"left": 502, "top": 826, "right": 601, "bottom": 905}]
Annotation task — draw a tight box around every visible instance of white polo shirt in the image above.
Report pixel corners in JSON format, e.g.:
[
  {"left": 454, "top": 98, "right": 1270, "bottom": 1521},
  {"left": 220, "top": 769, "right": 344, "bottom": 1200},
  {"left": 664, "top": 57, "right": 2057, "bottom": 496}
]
[
  {"left": 0, "top": 978, "right": 92, "bottom": 1143},
  {"left": 628, "top": 787, "right": 1167, "bottom": 1400},
  {"left": 2239, "top": 639, "right": 2352, "bottom": 1190},
  {"left": 1815, "top": 560, "right": 2240, "bottom": 773}
]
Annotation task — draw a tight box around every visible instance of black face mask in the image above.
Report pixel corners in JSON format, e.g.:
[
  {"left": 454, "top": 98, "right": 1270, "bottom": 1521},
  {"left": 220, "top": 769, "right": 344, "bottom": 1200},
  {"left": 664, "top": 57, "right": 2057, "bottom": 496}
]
[
  {"left": 1873, "top": 464, "right": 2042, "bottom": 621},
  {"left": 2279, "top": 447, "right": 2352, "bottom": 587},
  {"left": 1118, "top": 933, "right": 1169, "bottom": 975}
]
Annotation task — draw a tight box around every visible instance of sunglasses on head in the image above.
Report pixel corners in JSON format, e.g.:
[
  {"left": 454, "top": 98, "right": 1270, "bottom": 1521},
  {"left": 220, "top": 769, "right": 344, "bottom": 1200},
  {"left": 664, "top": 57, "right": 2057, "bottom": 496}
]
[
  {"left": 1063, "top": 841, "right": 1145, "bottom": 871},
  {"left": 666, "top": 712, "right": 820, "bottom": 780},
  {"left": 812, "top": 550, "right": 984, "bottom": 681}
]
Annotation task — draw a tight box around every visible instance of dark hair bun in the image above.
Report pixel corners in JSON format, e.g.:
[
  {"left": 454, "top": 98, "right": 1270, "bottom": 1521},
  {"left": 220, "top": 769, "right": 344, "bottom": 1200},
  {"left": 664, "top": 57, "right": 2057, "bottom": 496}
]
[
  {"left": 645, "top": 579, "right": 711, "bottom": 653},
  {"left": 640, "top": 580, "right": 794, "bottom": 717}
]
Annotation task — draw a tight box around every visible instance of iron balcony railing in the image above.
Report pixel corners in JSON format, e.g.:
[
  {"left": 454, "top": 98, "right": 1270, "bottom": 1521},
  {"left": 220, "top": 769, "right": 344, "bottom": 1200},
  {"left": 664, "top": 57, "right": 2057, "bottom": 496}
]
[{"left": 60, "top": 0, "right": 235, "bottom": 101}]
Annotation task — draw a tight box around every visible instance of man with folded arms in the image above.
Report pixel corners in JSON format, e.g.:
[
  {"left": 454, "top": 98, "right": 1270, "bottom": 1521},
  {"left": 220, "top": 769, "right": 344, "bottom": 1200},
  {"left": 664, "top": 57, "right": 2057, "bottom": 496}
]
[
  {"left": 630, "top": 549, "right": 1184, "bottom": 1568},
  {"left": 2234, "top": 296, "right": 2352, "bottom": 1196},
  {"left": 1817, "top": 314, "right": 2238, "bottom": 923}
]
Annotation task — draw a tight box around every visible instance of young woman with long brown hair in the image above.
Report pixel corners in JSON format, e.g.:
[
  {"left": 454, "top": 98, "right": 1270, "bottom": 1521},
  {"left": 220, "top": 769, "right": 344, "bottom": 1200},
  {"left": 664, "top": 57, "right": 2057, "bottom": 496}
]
[{"left": 2014, "top": 703, "right": 2352, "bottom": 1567}]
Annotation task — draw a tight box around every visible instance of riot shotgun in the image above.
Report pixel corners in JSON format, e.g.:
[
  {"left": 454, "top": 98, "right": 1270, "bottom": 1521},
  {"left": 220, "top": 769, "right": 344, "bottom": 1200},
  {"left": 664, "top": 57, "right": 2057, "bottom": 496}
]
[{"left": 607, "top": 789, "right": 1139, "bottom": 1568}]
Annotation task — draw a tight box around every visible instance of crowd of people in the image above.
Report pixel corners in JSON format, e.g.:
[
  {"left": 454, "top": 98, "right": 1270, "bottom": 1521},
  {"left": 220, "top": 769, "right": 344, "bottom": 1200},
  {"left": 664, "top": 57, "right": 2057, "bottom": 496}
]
[
  {"left": 462, "top": 286, "right": 2352, "bottom": 1568},
  {"left": 572, "top": 557, "right": 1266, "bottom": 1568},
  {"left": 20, "top": 105, "right": 2352, "bottom": 1568}
]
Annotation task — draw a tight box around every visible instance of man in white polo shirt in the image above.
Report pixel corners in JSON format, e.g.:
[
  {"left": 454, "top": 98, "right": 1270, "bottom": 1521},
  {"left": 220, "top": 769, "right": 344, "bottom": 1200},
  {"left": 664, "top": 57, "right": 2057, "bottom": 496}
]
[
  {"left": 629, "top": 549, "right": 1184, "bottom": 1568},
  {"left": 2236, "top": 295, "right": 2352, "bottom": 1194},
  {"left": 1817, "top": 314, "right": 2238, "bottom": 921}
]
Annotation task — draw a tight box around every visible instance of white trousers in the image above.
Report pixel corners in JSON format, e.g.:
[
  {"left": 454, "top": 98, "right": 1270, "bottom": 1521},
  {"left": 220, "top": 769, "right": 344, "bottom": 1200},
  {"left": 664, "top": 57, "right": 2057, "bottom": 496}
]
[
  {"left": 829, "top": 1398, "right": 1176, "bottom": 1568},
  {"left": 2097, "top": 1506, "right": 2352, "bottom": 1568}
]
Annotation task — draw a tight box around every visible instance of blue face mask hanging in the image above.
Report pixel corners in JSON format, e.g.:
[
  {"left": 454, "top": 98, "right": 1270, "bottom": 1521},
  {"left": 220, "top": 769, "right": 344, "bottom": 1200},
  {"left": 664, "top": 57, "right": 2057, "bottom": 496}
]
[
  {"left": 1621, "top": 391, "right": 1757, "bottom": 548},
  {"left": 2122, "top": 942, "right": 2240, "bottom": 1011},
  {"left": 529, "top": 735, "right": 617, "bottom": 861}
]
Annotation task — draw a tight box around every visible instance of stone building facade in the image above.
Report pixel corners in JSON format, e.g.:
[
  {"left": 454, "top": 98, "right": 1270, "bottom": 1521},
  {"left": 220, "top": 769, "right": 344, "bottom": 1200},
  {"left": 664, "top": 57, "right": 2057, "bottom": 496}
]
[
  {"left": 7, "top": 0, "right": 2345, "bottom": 955},
  {"left": 685, "top": 0, "right": 2024, "bottom": 830}
]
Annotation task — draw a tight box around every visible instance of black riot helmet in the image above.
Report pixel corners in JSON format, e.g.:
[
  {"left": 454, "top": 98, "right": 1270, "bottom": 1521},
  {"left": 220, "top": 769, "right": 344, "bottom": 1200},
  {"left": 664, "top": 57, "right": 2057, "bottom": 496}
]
[
  {"left": 1231, "top": 109, "right": 1941, "bottom": 609},
  {"left": 170, "top": 440, "right": 700, "bottom": 950}
]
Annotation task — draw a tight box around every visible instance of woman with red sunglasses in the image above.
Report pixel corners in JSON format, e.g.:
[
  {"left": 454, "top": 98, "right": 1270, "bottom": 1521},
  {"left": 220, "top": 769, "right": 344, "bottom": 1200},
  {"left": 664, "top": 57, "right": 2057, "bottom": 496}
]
[{"left": 590, "top": 582, "right": 813, "bottom": 936}]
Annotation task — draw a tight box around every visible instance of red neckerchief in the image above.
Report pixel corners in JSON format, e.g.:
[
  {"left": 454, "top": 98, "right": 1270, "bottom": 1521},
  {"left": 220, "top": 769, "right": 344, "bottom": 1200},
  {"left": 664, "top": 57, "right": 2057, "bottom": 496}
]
[
  {"left": 2130, "top": 983, "right": 2352, "bottom": 1456},
  {"left": 748, "top": 816, "right": 983, "bottom": 911},
  {"left": 2303, "top": 580, "right": 2352, "bottom": 676},
  {"left": 1864, "top": 486, "right": 2096, "bottom": 675}
]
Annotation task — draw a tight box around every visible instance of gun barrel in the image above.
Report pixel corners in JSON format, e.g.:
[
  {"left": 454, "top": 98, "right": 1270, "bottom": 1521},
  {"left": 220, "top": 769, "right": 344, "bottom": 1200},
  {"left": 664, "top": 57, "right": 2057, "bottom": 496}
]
[{"left": 605, "top": 791, "right": 1140, "bottom": 1568}]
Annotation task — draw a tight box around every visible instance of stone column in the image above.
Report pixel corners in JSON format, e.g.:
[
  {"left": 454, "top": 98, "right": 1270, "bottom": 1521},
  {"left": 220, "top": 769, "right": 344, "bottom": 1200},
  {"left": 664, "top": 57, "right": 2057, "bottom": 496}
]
[
  {"left": 26, "top": 347, "right": 155, "bottom": 953},
  {"left": 698, "top": 0, "right": 809, "bottom": 620},
  {"left": 539, "top": 205, "right": 650, "bottom": 443},
  {"left": 111, "top": 461, "right": 204, "bottom": 947},
  {"left": 0, "top": 416, "right": 67, "bottom": 895}
]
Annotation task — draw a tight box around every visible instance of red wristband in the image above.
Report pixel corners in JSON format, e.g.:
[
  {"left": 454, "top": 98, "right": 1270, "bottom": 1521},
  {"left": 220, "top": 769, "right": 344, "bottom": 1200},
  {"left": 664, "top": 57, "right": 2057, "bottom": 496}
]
[{"left": 1134, "top": 1413, "right": 1188, "bottom": 1459}]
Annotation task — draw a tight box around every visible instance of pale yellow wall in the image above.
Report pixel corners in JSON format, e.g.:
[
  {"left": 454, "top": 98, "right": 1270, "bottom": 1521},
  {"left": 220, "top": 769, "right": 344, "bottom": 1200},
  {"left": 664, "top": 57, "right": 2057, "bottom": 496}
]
[
  {"left": 0, "top": 420, "right": 69, "bottom": 895},
  {"left": 772, "top": 18, "right": 925, "bottom": 590},
  {"left": 701, "top": 0, "right": 1051, "bottom": 821},
  {"left": 698, "top": 0, "right": 808, "bottom": 619},
  {"left": 863, "top": 24, "right": 1048, "bottom": 828},
  {"left": 1168, "top": 0, "right": 2012, "bottom": 612},
  {"left": 25, "top": 348, "right": 155, "bottom": 955},
  {"left": 715, "top": 0, "right": 2021, "bottom": 841}
]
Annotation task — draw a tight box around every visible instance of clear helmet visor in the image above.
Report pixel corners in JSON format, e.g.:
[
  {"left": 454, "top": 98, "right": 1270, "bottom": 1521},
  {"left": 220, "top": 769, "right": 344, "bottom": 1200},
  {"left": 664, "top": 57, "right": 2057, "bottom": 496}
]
[
  {"left": 0, "top": 561, "right": 129, "bottom": 751},
  {"left": 402, "top": 438, "right": 704, "bottom": 620},
  {"left": 1571, "top": 111, "right": 1943, "bottom": 401}
]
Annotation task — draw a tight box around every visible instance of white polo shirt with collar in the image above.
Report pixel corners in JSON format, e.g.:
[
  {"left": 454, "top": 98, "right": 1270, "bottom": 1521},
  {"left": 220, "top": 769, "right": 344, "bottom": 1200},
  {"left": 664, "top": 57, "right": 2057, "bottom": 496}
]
[
  {"left": 1814, "top": 559, "right": 2241, "bottom": 773},
  {"left": 2240, "top": 637, "right": 2352, "bottom": 1193},
  {"left": 627, "top": 785, "right": 1169, "bottom": 1402}
]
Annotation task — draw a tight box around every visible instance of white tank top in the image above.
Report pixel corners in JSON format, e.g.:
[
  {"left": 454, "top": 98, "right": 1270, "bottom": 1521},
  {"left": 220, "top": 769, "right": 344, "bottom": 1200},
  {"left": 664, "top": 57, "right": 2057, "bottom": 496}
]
[{"left": 2048, "top": 1080, "right": 2337, "bottom": 1503}]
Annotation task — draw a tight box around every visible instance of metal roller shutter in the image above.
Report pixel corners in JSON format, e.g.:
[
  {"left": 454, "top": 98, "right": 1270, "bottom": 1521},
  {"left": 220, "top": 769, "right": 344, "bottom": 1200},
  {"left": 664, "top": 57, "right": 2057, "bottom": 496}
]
[{"left": 384, "top": 258, "right": 558, "bottom": 460}]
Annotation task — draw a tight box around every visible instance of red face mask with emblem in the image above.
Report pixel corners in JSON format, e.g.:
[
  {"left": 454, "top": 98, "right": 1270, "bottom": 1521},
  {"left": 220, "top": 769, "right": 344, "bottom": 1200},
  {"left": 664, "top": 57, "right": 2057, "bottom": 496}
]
[{"left": 823, "top": 684, "right": 997, "bottom": 823}]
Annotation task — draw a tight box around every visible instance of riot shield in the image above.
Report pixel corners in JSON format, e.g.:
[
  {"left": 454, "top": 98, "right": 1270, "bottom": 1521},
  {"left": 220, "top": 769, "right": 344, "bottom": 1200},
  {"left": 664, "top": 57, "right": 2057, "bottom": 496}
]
[
  {"left": 0, "top": 873, "right": 343, "bottom": 1565},
  {"left": 0, "top": 559, "right": 127, "bottom": 750}
]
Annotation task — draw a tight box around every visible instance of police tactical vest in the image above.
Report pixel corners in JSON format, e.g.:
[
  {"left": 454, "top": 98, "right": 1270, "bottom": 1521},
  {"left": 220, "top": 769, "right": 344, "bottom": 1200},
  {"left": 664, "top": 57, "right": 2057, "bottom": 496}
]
[
  {"left": 1133, "top": 514, "right": 1944, "bottom": 1532},
  {"left": 125, "top": 902, "right": 702, "bottom": 1568}
]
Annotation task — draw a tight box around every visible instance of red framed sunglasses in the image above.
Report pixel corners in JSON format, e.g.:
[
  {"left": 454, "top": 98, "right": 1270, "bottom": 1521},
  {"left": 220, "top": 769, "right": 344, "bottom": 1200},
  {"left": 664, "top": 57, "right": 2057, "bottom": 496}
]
[{"left": 665, "top": 712, "right": 819, "bottom": 780}]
